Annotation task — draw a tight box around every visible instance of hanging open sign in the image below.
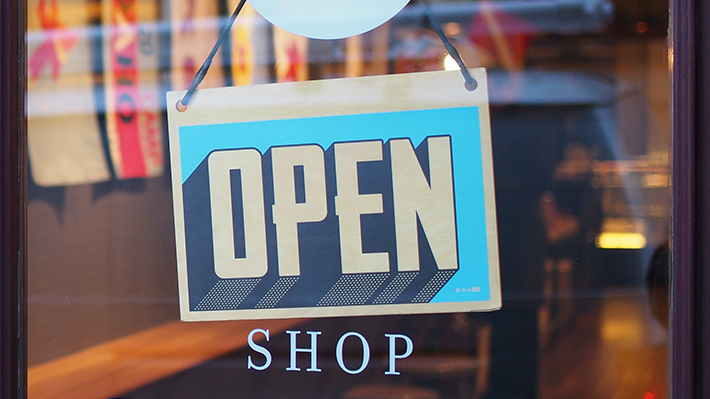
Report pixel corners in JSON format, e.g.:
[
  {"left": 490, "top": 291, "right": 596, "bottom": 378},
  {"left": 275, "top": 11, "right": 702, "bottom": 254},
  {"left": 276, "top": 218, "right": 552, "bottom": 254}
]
[{"left": 167, "top": 70, "right": 501, "bottom": 321}]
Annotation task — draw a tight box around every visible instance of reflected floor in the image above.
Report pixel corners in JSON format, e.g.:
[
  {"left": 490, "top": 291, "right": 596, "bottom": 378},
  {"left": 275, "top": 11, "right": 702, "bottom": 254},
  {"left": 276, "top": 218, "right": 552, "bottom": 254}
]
[{"left": 540, "top": 289, "right": 668, "bottom": 399}]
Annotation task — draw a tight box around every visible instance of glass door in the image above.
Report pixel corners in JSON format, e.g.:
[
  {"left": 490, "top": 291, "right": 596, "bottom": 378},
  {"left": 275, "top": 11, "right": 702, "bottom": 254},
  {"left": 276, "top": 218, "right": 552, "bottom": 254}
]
[{"left": 21, "top": 0, "right": 674, "bottom": 398}]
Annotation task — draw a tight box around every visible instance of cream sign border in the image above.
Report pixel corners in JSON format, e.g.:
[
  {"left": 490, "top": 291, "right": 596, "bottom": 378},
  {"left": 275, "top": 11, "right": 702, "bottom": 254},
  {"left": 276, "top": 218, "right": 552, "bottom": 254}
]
[{"left": 167, "top": 69, "right": 501, "bottom": 321}]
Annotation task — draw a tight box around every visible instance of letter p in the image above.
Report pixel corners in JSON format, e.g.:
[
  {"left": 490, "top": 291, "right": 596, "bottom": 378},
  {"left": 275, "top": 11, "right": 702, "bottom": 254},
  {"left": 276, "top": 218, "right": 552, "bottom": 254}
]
[{"left": 384, "top": 333, "right": 413, "bottom": 375}]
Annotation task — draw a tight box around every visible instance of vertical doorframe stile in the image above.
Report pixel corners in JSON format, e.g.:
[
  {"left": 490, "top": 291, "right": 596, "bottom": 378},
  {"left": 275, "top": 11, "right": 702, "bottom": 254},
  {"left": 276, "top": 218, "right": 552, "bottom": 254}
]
[
  {"left": 691, "top": 1, "right": 710, "bottom": 398},
  {"left": 670, "top": 0, "right": 704, "bottom": 397},
  {"left": 0, "top": 0, "right": 27, "bottom": 398}
]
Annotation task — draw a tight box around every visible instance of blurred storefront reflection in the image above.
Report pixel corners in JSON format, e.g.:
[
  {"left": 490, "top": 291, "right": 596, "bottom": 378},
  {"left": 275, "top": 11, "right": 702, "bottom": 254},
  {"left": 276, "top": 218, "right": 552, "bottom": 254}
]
[{"left": 26, "top": 0, "right": 670, "bottom": 398}]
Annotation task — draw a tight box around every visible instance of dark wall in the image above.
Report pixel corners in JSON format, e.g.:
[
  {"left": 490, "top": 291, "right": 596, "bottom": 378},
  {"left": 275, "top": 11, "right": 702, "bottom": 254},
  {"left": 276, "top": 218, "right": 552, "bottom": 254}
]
[{"left": 27, "top": 177, "right": 180, "bottom": 366}]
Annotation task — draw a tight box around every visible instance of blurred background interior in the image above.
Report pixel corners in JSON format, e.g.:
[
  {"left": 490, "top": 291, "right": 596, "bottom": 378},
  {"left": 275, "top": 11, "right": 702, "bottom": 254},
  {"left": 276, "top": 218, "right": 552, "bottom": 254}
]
[{"left": 26, "top": 0, "right": 671, "bottom": 398}]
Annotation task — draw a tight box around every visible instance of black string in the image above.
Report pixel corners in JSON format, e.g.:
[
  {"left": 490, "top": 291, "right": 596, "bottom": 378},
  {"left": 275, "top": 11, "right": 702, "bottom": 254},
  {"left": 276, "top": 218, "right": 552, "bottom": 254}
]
[
  {"left": 418, "top": 0, "right": 477, "bottom": 91},
  {"left": 178, "top": 0, "right": 248, "bottom": 110},
  {"left": 178, "top": 0, "right": 476, "bottom": 110}
]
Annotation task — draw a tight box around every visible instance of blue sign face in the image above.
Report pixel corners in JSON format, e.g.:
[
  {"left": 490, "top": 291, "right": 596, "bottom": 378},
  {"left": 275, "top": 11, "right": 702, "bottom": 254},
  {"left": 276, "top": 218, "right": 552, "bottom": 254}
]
[{"left": 167, "top": 70, "right": 500, "bottom": 321}]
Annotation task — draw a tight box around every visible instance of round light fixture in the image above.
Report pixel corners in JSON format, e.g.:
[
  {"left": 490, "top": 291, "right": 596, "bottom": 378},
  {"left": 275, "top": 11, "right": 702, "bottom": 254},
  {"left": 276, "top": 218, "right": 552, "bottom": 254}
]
[{"left": 248, "top": 0, "right": 410, "bottom": 39}]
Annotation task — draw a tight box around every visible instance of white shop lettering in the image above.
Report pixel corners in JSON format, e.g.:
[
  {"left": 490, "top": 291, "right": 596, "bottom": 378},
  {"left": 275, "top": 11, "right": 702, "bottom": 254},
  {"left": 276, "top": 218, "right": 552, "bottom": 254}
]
[{"left": 247, "top": 328, "right": 414, "bottom": 375}]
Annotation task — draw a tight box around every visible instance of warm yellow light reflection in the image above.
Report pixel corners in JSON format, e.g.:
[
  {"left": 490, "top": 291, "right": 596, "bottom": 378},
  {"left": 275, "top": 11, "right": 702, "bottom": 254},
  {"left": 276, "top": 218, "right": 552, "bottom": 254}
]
[
  {"left": 444, "top": 54, "right": 458, "bottom": 71},
  {"left": 643, "top": 173, "right": 669, "bottom": 188},
  {"left": 600, "top": 300, "right": 645, "bottom": 345},
  {"left": 596, "top": 232, "right": 647, "bottom": 249}
]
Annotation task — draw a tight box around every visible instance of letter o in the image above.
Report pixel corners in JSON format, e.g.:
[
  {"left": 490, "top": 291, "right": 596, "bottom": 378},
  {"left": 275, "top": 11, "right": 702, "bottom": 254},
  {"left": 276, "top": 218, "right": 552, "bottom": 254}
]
[{"left": 336, "top": 332, "right": 370, "bottom": 375}]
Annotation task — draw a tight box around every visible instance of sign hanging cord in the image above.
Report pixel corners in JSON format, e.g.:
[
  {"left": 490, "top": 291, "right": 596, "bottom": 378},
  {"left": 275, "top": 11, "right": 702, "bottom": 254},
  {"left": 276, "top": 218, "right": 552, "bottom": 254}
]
[
  {"left": 178, "top": 0, "right": 477, "bottom": 111},
  {"left": 418, "top": 0, "right": 477, "bottom": 91},
  {"left": 178, "top": 0, "right": 248, "bottom": 111}
]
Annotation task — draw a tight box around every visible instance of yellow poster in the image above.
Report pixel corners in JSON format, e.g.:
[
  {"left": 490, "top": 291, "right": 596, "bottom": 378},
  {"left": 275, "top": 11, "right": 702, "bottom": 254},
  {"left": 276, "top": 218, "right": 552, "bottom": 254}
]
[{"left": 273, "top": 26, "right": 308, "bottom": 82}]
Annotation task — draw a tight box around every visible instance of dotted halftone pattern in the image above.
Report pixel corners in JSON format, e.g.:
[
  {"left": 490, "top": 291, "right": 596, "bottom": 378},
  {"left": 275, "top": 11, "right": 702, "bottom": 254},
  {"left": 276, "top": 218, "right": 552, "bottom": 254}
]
[
  {"left": 412, "top": 270, "right": 457, "bottom": 303},
  {"left": 194, "top": 279, "right": 261, "bottom": 311},
  {"left": 372, "top": 272, "right": 419, "bottom": 304},
  {"left": 317, "top": 273, "right": 389, "bottom": 307},
  {"left": 255, "top": 277, "right": 299, "bottom": 308}
]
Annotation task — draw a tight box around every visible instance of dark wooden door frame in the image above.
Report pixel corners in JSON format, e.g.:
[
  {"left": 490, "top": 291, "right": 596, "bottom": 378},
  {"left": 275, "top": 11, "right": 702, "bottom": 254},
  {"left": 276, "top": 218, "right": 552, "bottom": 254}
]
[
  {"left": 0, "top": 0, "right": 26, "bottom": 398},
  {"left": 698, "top": 1, "right": 710, "bottom": 396},
  {"left": 671, "top": 0, "right": 710, "bottom": 398},
  {"left": 0, "top": 0, "right": 705, "bottom": 397}
]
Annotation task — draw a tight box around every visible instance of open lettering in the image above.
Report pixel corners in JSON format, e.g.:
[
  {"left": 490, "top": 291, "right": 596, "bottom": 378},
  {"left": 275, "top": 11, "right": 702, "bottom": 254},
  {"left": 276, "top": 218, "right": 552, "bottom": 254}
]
[{"left": 208, "top": 136, "right": 459, "bottom": 279}]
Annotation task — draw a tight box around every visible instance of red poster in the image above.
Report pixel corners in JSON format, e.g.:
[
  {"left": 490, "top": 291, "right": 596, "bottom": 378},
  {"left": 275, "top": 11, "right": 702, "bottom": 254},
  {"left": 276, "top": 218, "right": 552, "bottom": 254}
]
[{"left": 103, "top": 0, "right": 163, "bottom": 179}]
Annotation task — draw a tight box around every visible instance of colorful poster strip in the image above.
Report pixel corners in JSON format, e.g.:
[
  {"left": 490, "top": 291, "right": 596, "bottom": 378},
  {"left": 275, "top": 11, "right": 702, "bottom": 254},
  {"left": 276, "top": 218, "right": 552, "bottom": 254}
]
[
  {"left": 273, "top": 26, "right": 309, "bottom": 82},
  {"left": 171, "top": 0, "right": 225, "bottom": 90},
  {"left": 102, "top": 0, "right": 163, "bottom": 179},
  {"left": 27, "top": 0, "right": 111, "bottom": 186}
]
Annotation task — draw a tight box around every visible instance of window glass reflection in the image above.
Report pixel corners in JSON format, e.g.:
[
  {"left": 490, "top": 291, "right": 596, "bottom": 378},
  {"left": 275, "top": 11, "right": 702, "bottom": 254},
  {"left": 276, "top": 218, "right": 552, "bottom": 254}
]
[{"left": 27, "top": 1, "right": 670, "bottom": 398}]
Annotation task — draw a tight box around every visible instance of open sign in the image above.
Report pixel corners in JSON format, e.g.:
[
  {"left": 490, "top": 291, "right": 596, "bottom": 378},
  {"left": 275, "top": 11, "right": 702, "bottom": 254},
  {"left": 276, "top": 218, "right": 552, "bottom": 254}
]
[
  {"left": 208, "top": 136, "right": 458, "bottom": 279},
  {"left": 168, "top": 70, "right": 501, "bottom": 321}
]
